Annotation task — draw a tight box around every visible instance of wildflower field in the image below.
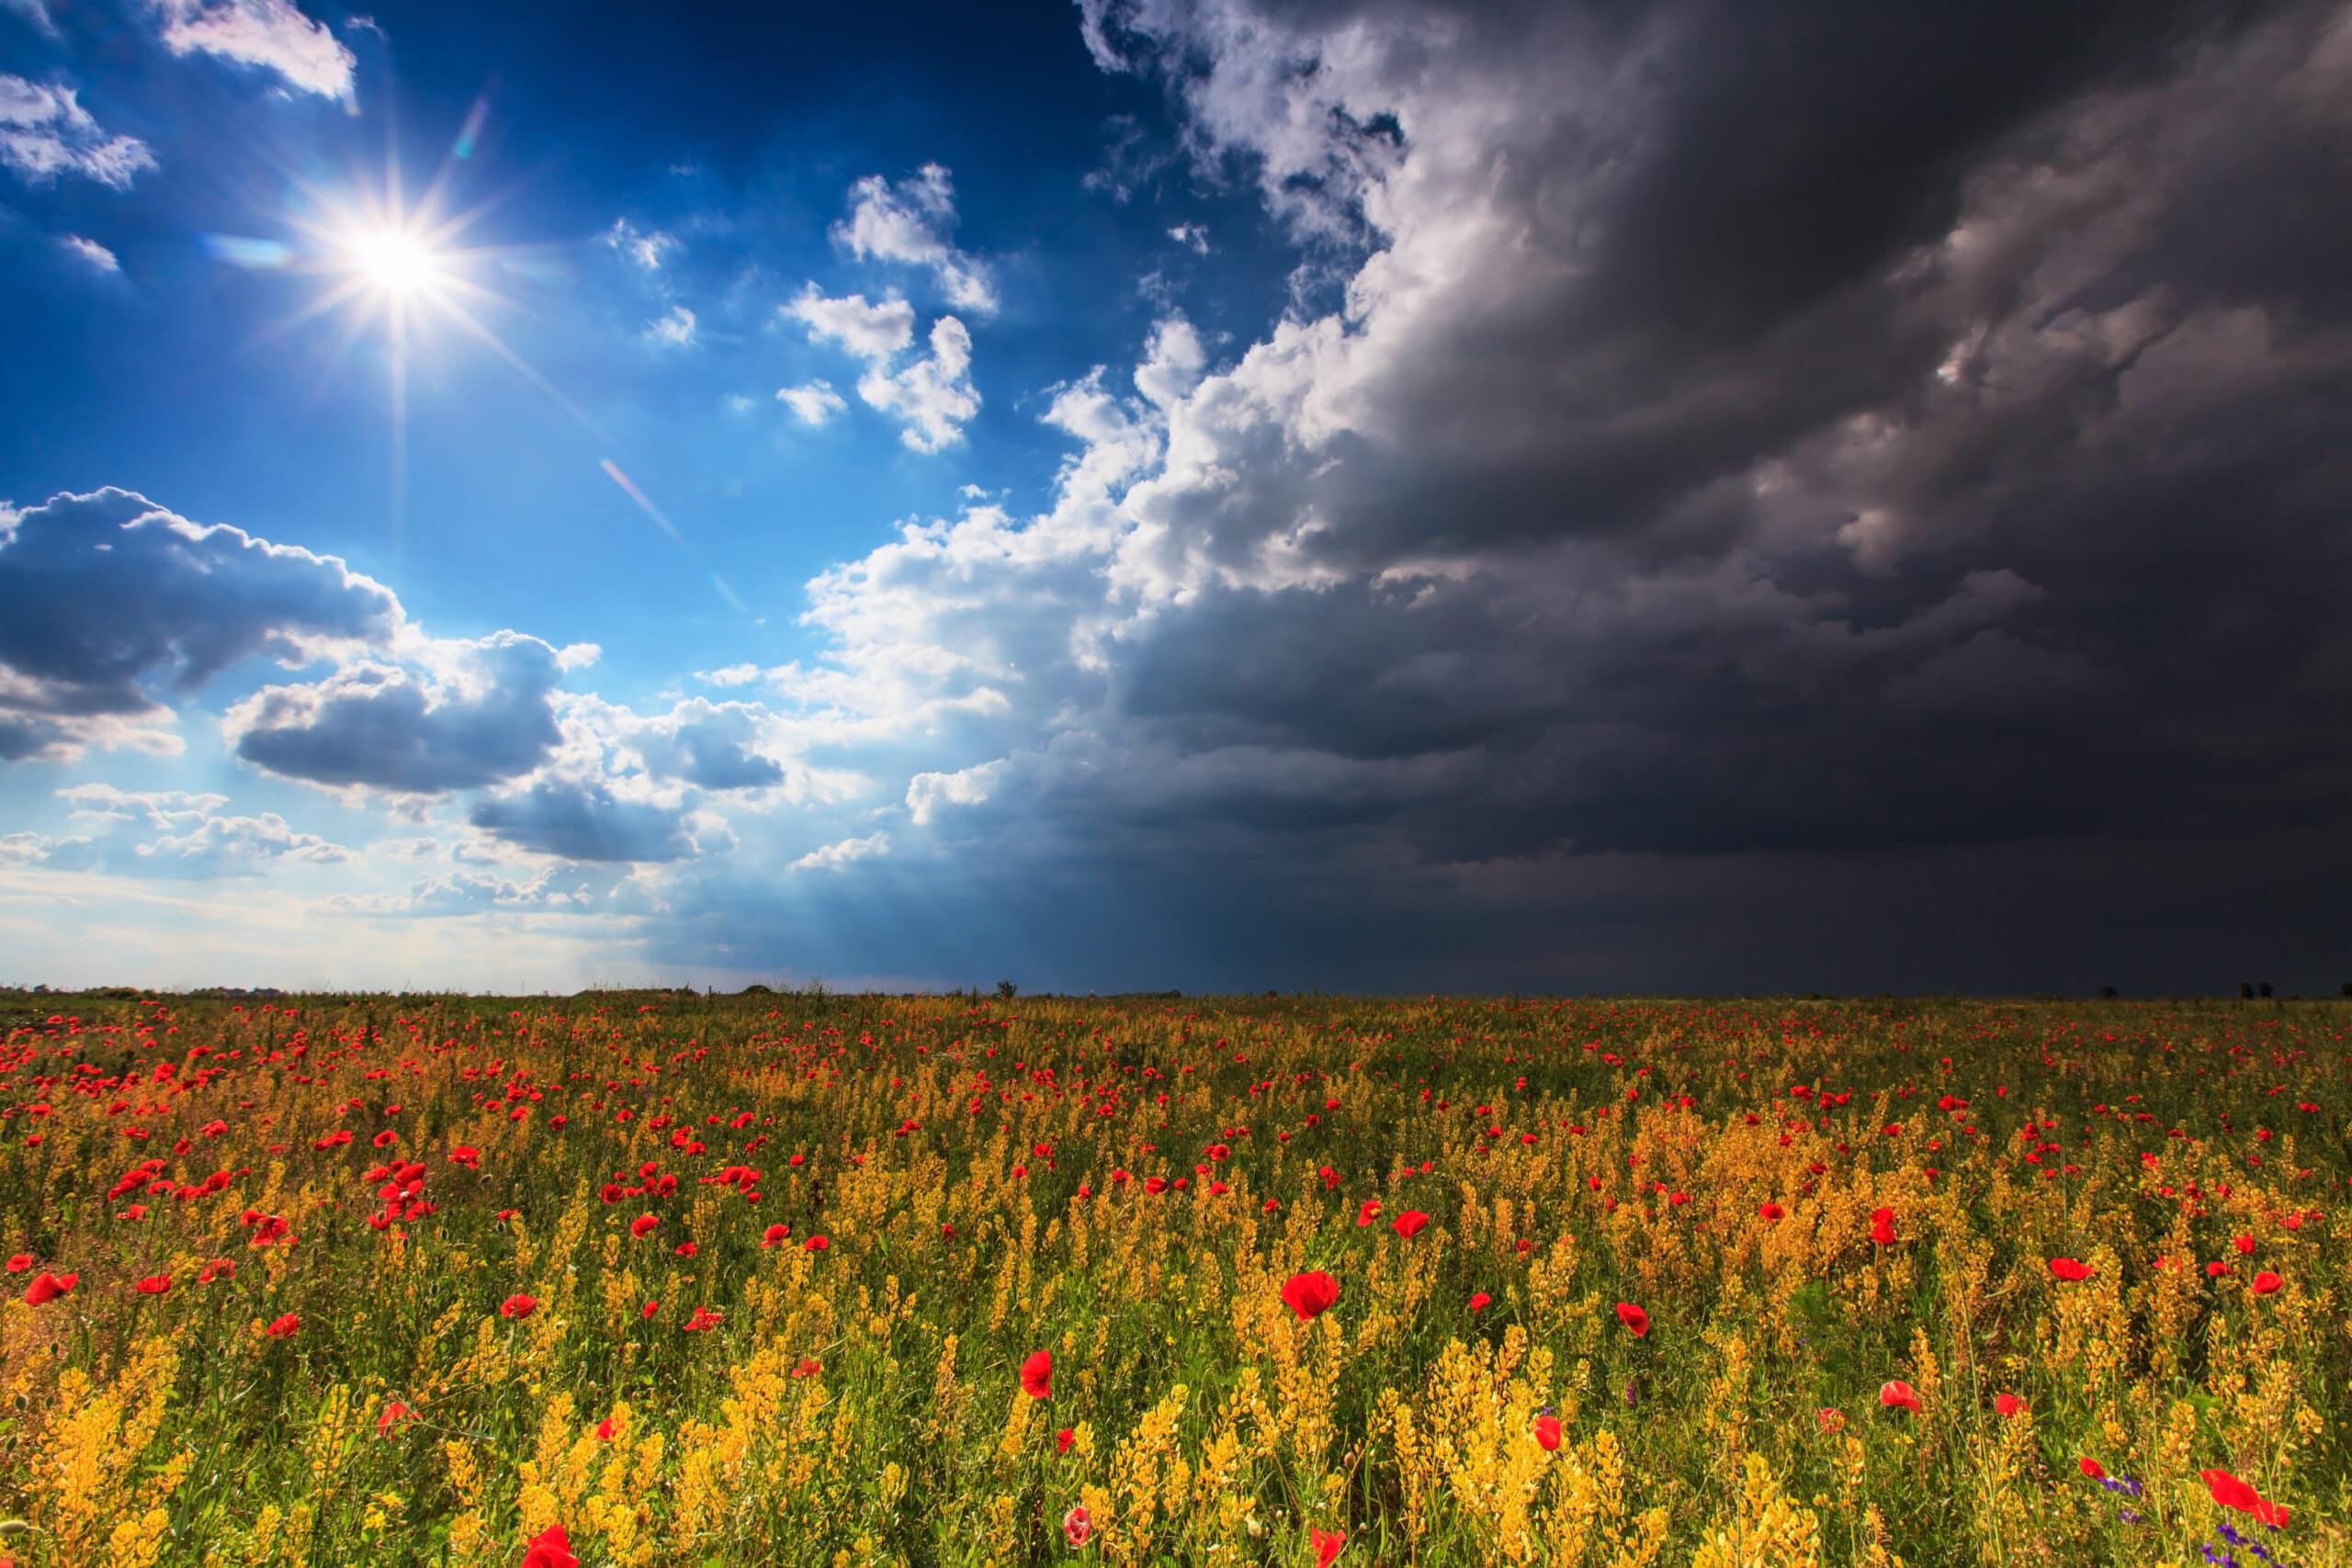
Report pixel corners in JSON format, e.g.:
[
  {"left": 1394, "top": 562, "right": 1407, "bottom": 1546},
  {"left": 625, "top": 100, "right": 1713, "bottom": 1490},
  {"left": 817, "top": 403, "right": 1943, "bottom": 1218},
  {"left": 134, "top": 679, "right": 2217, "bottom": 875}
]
[{"left": 1, "top": 989, "right": 2346, "bottom": 1568}]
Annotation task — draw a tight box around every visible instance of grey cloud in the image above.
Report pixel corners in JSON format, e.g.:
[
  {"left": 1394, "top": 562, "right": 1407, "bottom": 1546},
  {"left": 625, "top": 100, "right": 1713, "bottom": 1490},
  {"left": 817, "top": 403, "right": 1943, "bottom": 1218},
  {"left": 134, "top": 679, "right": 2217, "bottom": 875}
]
[
  {"left": 225, "top": 633, "right": 565, "bottom": 794},
  {"left": 467, "top": 777, "right": 715, "bottom": 863},
  {"left": 0, "top": 489, "right": 401, "bottom": 761}
]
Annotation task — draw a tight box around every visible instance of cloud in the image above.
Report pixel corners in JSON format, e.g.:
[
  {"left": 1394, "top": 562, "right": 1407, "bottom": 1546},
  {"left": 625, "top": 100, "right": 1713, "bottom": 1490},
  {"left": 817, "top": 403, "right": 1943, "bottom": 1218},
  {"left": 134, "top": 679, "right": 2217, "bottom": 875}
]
[
  {"left": 152, "top": 0, "right": 356, "bottom": 100},
  {"left": 784, "top": 286, "right": 980, "bottom": 451},
  {"left": 789, "top": 830, "right": 889, "bottom": 872},
  {"left": 0, "top": 76, "right": 157, "bottom": 189},
  {"left": 783, "top": 286, "right": 915, "bottom": 362},
  {"left": 1168, "top": 222, "right": 1210, "bottom": 254},
  {"left": 60, "top": 235, "right": 119, "bottom": 271},
  {"left": 646, "top": 303, "right": 696, "bottom": 345},
  {"left": 57, "top": 784, "right": 229, "bottom": 829},
  {"left": 2, "top": 0, "right": 58, "bottom": 39},
  {"left": 693, "top": 663, "right": 763, "bottom": 687},
  {"left": 605, "top": 218, "right": 678, "bottom": 271},
  {"left": 832, "top": 164, "right": 998, "bottom": 314},
  {"left": 222, "top": 631, "right": 567, "bottom": 795},
  {"left": 622, "top": 0, "right": 2352, "bottom": 994},
  {"left": 133, "top": 811, "right": 354, "bottom": 874},
  {"left": 854, "top": 316, "right": 979, "bottom": 452},
  {"left": 466, "top": 777, "right": 724, "bottom": 863},
  {"left": 776, "top": 380, "right": 848, "bottom": 425},
  {"left": 0, "top": 489, "right": 402, "bottom": 763}
]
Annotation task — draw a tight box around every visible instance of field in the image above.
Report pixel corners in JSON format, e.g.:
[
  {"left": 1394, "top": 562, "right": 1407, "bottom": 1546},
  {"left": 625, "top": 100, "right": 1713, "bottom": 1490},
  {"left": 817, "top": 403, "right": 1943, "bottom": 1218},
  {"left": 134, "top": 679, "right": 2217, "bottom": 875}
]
[{"left": 0, "top": 990, "right": 2346, "bottom": 1568}]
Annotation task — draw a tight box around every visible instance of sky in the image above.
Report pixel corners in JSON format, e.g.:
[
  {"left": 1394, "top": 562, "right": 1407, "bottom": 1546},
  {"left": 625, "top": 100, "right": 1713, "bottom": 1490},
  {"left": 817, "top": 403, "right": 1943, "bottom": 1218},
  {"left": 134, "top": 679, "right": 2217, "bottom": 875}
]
[{"left": 1, "top": 0, "right": 2347, "bottom": 997}]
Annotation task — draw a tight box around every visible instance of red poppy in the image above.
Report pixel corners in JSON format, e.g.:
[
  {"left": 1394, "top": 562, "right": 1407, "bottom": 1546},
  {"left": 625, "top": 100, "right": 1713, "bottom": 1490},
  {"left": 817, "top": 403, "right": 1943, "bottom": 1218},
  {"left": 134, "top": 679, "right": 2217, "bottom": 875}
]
[
  {"left": 1870, "top": 1207, "right": 1896, "bottom": 1246},
  {"left": 1758, "top": 1202, "right": 1785, "bottom": 1222},
  {"left": 266, "top": 1313, "right": 300, "bottom": 1337},
  {"left": 378, "top": 1401, "right": 413, "bottom": 1438},
  {"left": 641, "top": 1300, "right": 659, "bottom": 1319},
  {"left": 1816, "top": 1408, "right": 1846, "bottom": 1434},
  {"left": 134, "top": 1274, "right": 171, "bottom": 1295},
  {"left": 761, "top": 1224, "right": 790, "bottom": 1247},
  {"left": 520, "top": 1525, "right": 579, "bottom": 1568},
  {"left": 1282, "top": 1270, "right": 1340, "bottom": 1323},
  {"left": 629, "top": 1214, "right": 659, "bottom": 1238},
  {"left": 594, "top": 1416, "right": 616, "bottom": 1440},
  {"left": 2233, "top": 1233, "right": 2255, "bottom": 1255},
  {"left": 2207, "top": 1260, "right": 2230, "bottom": 1278},
  {"left": 791, "top": 1357, "right": 821, "bottom": 1377},
  {"left": 1534, "top": 1414, "right": 1562, "bottom": 1451},
  {"left": 2252, "top": 1270, "right": 2283, "bottom": 1295},
  {"left": 1994, "top": 1393, "right": 2025, "bottom": 1418},
  {"left": 2079, "top": 1458, "right": 2105, "bottom": 1479},
  {"left": 1614, "top": 1302, "right": 1649, "bottom": 1337},
  {"left": 502, "top": 1293, "right": 537, "bottom": 1319},
  {"left": 1311, "top": 1526, "right": 1346, "bottom": 1567},
  {"left": 803, "top": 1235, "right": 830, "bottom": 1252},
  {"left": 1879, "top": 1380, "right": 1919, "bottom": 1413},
  {"left": 25, "top": 1271, "right": 76, "bottom": 1305},
  {"left": 1356, "top": 1200, "right": 1382, "bottom": 1227},
  {"left": 3, "top": 1254, "right": 30, "bottom": 1273},
  {"left": 2200, "top": 1467, "right": 2289, "bottom": 1529},
  {"left": 1063, "top": 1506, "right": 1091, "bottom": 1547},
  {"left": 2047, "top": 1257, "right": 2093, "bottom": 1281},
  {"left": 1391, "top": 1210, "right": 1430, "bottom": 1238},
  {"left": 1469, "top": 1292, "right": 1492, "bottom": 1311},
  {"left": 1021, "top": 1349, "right": 1053, "bottom": 1399},
  {"left": 1057, "top": 1427, "right": 1074, "bottom": 1455},
  {"left": 684, "top": 1305, "right": 724, "bottom": 1332}
]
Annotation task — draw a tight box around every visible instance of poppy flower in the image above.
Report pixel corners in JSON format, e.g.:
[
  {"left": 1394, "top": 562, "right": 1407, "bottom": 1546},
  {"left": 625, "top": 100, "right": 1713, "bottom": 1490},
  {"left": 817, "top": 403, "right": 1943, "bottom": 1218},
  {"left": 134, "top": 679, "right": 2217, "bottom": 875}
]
[
  {"left": 1614, "top": 1302, "right": 1649, "bottom": 1337},
  {"left": 2207, "top": 1260, "right": 2230, "bottom": 1278},
  {"left": 641, "top": 1300, "right": 659, "bottom": 1319},
  {"left": 594, "top": 1416, "right": 616, "bottom": 1440},
  {"left": 1021, "top": 1349, "right": 1053, "bottom": 1399},
  {"left": 684, "top": 1305, "right": 724, "bottom": 1332},
  {"left": 1994, "top": 1393, "right": 2025, "bottom": 1418},
  {"left": 803, "top": 1235, "right": 830, "bottom": 1252},
  {"left": 2252, "top": 1270, "right": 2282, "bottom": 1295},
  {"left": 1063, "top": 1506, "right": 1091, "bottom": 1547},
  {"left": 1816, "top": 1408, "right": 1846, "bottom": 1434},
  {"left": 1534, "top": 1414, "right": 1562, "bottom": 1451},
  {"left": 761, "top": 1224, "right": 790, "bottom": 1247},
  {"left": 1391, "top": 1210, "right": 1430, "bottom": 1238},
  {"left": 501, "top": 1293, "right": 537, "bottom": 1319},
  {"left": 2079, "top": 1458, "right": 2105, "bottom": 1479},
  {"left": 24, "top": 1271, "right": 76, "bottom": 1305},
  {"left": 629, "top": 1214, "right": 659, "bottom": 1238},
  {"left": 1879, "top": 1380, "right": 1919, "bottom": 1414},
  {"left": 378, "top": 1401, "right": 413, "bottom": 1438},
  {"left": 2047, "top": 1257, "right": 2093, "bottom": 1281},
  {"left": 790, "top": 1357, "right": 821, "bottom": 1378},
  {"left": 1057, "top": 1427, "right": 1074, "bottom": 1455},
  {"left": 1282, "top": 1270, "right": 1340, "bottom": 1323},
  {"left": 134, "top": 1274, "right": 171, "bottom": 1295},
  {"left": 2200, "top": 1467, "right": 2289, "bottom": 1529},
  {"left": 1758, "top": 1202, "right": 1785, "bottom": 1223},
  {"left": 4, "top": 1254, "right": 30, "bottom": 1273},
  {"left": 1356, "top": 1200, "right": 1382, "bottom": 1227},
  {"left": 1311, "top": 1526, "right": 1346, "bottom": 1567},
  {"left": 2233, "top": 1233, "right": 2255, "bottom": 1255},
  {"left": 266, "top": 1313, "right": 300, "bottom": 1337},
  {"left": 1469, "top": 1292, "right": 1492, "bottom": 1312},
  {"left": 1870, "top": 1207, "right": 1897, "bottom": 1246},
  {"left": 520, "top": 1525, "right": 579, "bottom": 1568}
]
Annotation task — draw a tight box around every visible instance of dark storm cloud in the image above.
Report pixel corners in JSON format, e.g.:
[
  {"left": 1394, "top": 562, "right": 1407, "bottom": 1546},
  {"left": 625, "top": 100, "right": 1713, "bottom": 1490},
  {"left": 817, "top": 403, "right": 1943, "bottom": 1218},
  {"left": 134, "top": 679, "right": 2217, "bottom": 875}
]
[
  {"left": 0, "top": 488, "right": 401, "bottom": 760},
  {"left": 1029, "top": 0, "right": 2352, "bottom": 875}
]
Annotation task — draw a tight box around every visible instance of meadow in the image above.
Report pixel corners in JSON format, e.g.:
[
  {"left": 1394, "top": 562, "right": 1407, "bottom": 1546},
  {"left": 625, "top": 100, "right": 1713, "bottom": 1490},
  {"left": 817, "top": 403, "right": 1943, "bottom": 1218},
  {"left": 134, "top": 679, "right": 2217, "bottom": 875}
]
[{"left": 0, "top": 988, "right": 2345, "bottom": 1567}]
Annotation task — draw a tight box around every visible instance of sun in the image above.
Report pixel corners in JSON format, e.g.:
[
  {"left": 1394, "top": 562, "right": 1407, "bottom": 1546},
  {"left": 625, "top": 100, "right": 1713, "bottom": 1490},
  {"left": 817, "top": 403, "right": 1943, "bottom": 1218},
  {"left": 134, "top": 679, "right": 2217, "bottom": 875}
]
[{"left": 345, "top": 226, "right": 445, "bottom": 296}]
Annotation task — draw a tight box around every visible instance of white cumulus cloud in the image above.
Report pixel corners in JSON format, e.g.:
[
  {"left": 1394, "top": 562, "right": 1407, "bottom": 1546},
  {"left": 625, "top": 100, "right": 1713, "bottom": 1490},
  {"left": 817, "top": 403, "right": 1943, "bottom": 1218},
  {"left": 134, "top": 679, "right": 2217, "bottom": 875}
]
[
  {"left": 777, "top": 380, "right": 848, "bottom": 425},
  {"left": 833, "top": 163, "right": 997, "bottom": 314}
]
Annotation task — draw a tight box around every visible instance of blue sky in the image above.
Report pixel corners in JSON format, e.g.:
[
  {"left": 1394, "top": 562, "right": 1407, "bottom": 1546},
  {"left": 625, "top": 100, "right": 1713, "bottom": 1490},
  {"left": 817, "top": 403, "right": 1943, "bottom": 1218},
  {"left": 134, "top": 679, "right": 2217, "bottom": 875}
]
[{"left": 4, "top": 0, "right": 2348, "bottom": 995}]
